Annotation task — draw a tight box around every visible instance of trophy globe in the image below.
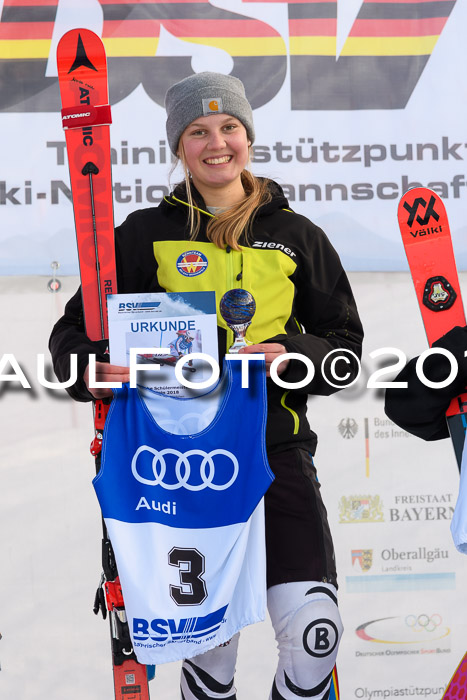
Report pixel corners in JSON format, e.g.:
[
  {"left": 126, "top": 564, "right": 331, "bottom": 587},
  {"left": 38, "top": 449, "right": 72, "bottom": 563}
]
[{"left": 220, "top": 289, "right": 256, "bottom": 353}]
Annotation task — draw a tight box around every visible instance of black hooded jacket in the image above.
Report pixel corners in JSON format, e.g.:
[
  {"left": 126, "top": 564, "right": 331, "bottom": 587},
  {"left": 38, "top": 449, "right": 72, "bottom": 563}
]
[
  {"left": 385, "top": 325, "right": 467, "bottom": 441},
  {"left": 49, "top": 181, "right": 363, "bottom": 455}
]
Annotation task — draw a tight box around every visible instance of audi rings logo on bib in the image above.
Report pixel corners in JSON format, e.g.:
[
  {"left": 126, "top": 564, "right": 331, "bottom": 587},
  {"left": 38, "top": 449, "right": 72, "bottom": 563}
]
[
  {"left": 176, "top": 250, "right": 208, "bottom": 277},
  {"left": 131, "top": 446, "right": 239, "bottom": 491}
]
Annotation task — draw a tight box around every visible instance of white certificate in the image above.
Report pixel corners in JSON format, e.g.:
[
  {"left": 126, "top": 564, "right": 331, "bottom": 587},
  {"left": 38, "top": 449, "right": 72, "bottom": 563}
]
[{"left": 107, "top": 291, "right": 218, "bottom": 397}]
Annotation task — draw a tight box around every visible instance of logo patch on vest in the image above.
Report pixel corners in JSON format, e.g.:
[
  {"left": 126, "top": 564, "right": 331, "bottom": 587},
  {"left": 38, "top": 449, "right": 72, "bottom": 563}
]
[{"left": 176, "top": 250, "right": 208, "bottom": 277}]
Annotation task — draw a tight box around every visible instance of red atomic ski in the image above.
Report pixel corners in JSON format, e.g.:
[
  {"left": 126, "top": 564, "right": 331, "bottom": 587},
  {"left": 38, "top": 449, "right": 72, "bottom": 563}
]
[
  {"left": 57, "top": 29, "right": 151, "bottom": 699},
  {"left": 398, "top": 187, "right": 467, "bottom": 468},
  {"left": 57, "top": 28, "right": 116, "bottom": 341}
]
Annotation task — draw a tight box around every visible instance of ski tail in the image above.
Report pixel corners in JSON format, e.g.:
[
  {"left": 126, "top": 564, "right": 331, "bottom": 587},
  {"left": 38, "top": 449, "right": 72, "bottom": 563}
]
[
  {"left": 92, "top": 407, "right": 152, "bottom": 699},
  {"left": 93, "top": 566, "right": 151, "bottom": 699}
]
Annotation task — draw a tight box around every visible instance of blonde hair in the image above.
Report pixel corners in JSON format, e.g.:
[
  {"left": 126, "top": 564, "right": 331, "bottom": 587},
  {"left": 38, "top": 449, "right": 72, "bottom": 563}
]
[{"left": 174, "top": 145, "right": 272, "bottom": 251}]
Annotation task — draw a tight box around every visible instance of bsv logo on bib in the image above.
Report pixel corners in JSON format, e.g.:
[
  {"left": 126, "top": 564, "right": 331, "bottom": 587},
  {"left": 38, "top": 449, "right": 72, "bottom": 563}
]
[{"left": 133, "top": 604, "right": 228, "bottom": 644}]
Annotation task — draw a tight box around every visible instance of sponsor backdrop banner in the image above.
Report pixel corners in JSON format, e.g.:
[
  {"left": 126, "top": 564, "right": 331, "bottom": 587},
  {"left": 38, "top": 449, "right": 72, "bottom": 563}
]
[
  {"left": 0, "top": 0, "right": 467, "bottom": 273},
  {"left": 2, "top": 2, "right": 467, "bottom": 699}
]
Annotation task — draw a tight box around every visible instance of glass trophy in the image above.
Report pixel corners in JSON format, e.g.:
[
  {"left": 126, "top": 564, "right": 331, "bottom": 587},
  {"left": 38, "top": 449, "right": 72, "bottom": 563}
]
[{"left": 219, "top": 289, "right": 256, "bottom": 353}]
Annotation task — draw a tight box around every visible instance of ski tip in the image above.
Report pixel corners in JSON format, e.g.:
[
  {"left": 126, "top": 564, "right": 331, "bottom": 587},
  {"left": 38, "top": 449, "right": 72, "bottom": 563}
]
[
  {"left": 57, "top": 28, "right": 106, "bottom": 69},
  {"left": 397, "top": 186, "right": 447, "bottom": 223}
]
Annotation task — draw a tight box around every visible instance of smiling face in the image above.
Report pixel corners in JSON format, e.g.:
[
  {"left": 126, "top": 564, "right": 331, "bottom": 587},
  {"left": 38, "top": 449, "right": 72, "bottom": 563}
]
[{"left": 179, "top": 113, "right": 250, "bottom": 207}]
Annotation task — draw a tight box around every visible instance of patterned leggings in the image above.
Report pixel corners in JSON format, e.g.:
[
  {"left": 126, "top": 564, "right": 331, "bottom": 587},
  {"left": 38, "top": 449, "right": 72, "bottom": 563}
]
[{"left": 180, "top": 581, "right": 343, "bottom": 700}]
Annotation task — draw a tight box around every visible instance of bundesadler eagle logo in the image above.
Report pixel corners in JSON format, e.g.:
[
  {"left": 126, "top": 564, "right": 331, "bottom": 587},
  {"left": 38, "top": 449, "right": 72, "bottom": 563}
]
[{"left": 338, "top": 418, "right": 358, "bottom": 439}]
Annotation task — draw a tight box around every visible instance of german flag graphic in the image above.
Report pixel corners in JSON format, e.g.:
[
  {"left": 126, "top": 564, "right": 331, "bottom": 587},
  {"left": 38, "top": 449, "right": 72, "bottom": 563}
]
[
  {"left": 0, "top": 0, "right": 58, "bottom": 57},
  {"left": 289, "top": 0, "right": 457, "bottom": 109},
  {"left": 288, "top": 0, "right": 338, "bottom": 57},
  {"left": 100, "top": 0, "right": 285, "bottom": 58},
  {"left": 99, "top": 0, "right": 287, "bottom": 109},
  {"left": 0, "top": 0, "right": 458, "bottom": 112},
  {"left": 0, "top": 0, "right": 60, "bottom": 111}
]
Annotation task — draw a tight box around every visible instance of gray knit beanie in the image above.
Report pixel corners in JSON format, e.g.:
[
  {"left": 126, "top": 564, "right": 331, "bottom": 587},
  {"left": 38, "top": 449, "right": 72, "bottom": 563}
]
[{"left": 165, "top": 72, "right": 255, "bottom": 155}]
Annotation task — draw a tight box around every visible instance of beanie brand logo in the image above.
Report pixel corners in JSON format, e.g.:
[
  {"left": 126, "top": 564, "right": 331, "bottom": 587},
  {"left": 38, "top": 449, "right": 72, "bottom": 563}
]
[{"left": 202, "top": 98, "right": 222, "bottom": 115}]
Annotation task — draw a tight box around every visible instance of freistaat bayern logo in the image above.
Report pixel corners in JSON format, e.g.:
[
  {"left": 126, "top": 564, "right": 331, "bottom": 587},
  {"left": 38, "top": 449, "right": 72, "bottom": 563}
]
[{"left": 339, "top": 495, "right": 384, "bottom": 524}]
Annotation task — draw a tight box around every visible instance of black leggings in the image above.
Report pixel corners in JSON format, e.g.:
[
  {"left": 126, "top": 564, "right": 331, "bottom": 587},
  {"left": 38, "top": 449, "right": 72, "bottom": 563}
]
[{"left": 265, "top": 447, "right": 337, "bottom": 589}]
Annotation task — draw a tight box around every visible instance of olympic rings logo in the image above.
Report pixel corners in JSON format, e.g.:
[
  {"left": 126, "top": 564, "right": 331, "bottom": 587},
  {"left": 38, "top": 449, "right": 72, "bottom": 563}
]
[
  {"left": 405, "top": 614, "right": 442, "bottom": 633},
  {"left": 131, "top": 446, "right": 239, "bottom": 491}
]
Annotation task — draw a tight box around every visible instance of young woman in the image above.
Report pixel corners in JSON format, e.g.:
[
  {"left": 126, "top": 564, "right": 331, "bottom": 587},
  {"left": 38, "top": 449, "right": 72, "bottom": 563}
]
[{"left": 50, "top": 72, "right": 363, "bottom": 699}]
